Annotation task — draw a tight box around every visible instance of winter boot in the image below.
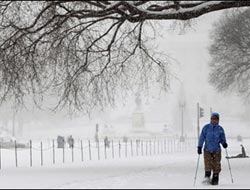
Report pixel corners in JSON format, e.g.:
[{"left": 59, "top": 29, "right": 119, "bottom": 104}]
[
  {"left": 205, "top": 171, "right": 211, "bottom": 178},
  {"left": 211, "top": 173, "right": 219, "bottom": 185},
  {"left": 202, "top": 171, "right": 211, "bottom": 184}
]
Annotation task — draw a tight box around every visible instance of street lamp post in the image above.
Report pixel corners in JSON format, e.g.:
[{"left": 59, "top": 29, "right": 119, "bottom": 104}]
[{"left": 197, "top": 103, "right": 205, "bottom": 141}]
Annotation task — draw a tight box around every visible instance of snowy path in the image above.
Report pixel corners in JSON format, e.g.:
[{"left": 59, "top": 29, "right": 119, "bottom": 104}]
[{"left": 0, "top": 148, "right": 249, "bottom": 189}]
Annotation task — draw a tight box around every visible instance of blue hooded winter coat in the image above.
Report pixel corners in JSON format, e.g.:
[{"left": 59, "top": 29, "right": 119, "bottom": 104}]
[{"left": 198, "top": 113, "right": 227, "bottom": 152}]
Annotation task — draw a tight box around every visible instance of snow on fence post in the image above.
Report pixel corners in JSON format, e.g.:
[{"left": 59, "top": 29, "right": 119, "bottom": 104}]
[
  {"left": 112, "top": 140, "right": 114, "bottom": 159},
  {"left": 15, "top": 140, "right": 18, "bottom": 167},
  {"left": 119, "top": 140, "right": 121, "bottom": 158},
  {"left": 53, "top": 139, "right": 55, "bottom": 164},
  {"left": 30, "top": 140, "right": 32, "bottom": 167},
  {"left": 41, "top": 142, "right": 43, "bottom": 166},
  {"left": 81, "top": 140, "right": 84, "bottom": 162},
  {"left": 130, "top": 140, "right": 133, "bottom": 157},
  {"left": 97, "top": 139, "right": 100, "bottom": 160},
  {"left": 88, "top": 140, "right": 92, "bottom": 161}
]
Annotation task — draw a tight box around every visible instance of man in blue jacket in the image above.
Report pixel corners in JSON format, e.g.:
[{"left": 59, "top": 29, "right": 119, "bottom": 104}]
[{"left": 197, "top": 112, "right": 228, "bottom": 185}]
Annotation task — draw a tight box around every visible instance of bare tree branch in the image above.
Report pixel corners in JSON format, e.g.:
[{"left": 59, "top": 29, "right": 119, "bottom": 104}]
[
  {"left": 0, "top": 1, "right": 249, "bottom": 113},
  {"left": 209, "top": 8, "right": 250, "bottom": 99}
]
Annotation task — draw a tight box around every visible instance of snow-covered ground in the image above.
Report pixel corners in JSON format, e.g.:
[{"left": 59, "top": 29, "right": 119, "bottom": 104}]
[{"left": 0, "top": 138, "right": 249, "bottom": 189}]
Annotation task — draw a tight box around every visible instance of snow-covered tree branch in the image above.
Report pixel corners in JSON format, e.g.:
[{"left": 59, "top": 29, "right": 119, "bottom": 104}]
[{"left": 0, "top": 1, "right": 250, "bottom": 113}]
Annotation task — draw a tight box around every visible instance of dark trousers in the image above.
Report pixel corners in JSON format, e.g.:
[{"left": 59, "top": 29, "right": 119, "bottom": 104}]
[{"left": 204, "top": 151, "right": 221, "bottom": 174}]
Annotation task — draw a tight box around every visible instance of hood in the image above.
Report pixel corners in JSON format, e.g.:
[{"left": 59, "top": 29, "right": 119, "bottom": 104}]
[
  {"left": 211, "top": 112, "right": 220, "bottom": 125},
  {"left": 211, "top": 112, "right": 220, "bottom": 120}
]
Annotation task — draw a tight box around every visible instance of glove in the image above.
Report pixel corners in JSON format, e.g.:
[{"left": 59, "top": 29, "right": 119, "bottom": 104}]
[
  {"left": 197, "top": 147, "right": 202, "bottom": 154},
  {"left": 222, "top": 143, "right": 228, "bottom": 149}
]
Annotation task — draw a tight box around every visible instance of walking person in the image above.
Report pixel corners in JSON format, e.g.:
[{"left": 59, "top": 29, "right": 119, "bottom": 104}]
[
  {"left": 67, "top": 135, "right": 75, "bottom": 148},
  {"left": 197, "top": 112, "right": 228, "bottom": 185}
]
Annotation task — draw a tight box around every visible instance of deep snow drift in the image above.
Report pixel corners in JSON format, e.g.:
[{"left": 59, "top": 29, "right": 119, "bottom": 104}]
[{"left": 0, "top": 138, "right": 249, "bottom": 189}]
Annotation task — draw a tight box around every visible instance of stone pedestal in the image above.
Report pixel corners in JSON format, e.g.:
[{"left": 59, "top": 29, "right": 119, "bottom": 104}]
[{"left": 132, "top": 112, "right": 145, "bottom": 129}]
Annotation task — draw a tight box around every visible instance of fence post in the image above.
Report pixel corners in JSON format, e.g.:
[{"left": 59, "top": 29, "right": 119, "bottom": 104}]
[
  {"left": 164, "top": 139, "right": 166, "bottom": 154},
  {"left": 159, "top": 140, "right": 161, "bottom": 154},
  {"left": 63, "top": 142, "right": 65, "bottom": 163},
  {"left": 176, "top": 139, "right": 178, "bottom": 152},
  {"left": 125, "top": 141, "right": 128, "bottom": 158},
  {"left": 71, "top": 145, "right": 74, "bottom": 163},
  {"left": 119, "top": 140, "right": 121, "bottom": 158},
  {"left": 88, "top": 140, "right": 92, "bottom": 161},
  {"left": 161, "top": 139, "right": 164, "bottom": 154},
  {"left": 158, "top": 140, "right": 160, "bottom": 155},
  {"left": 141, "top": 140, "right": 144, "bottom": 156},
  {"left": 0, "top": 143, "right": 1, "bottom": 170},
  {"left": 130, "top": 140, "right": 133, "bottom": 157},
  {"left": 81, "top": 140, "right": 84, "bottom": 162},
  {"left": 150, "top": 140, "right": 152, "bottom": 156},
  {"left": 180, "top": 141, "right": 182, "bottom": 152},
  {"left": 15, "top": 140, "right": 18, "bottom": 168},
  {"left": 97, "top": 140, "right": 100, "bottom": 160},
  {"left": 30, "top": 140, "right": 32, "bottom": 167},
  {"left": 177, "top": 141, "right": 179, "bottom": 152},
  {"left": 104, "top": 140, "right": 107, "bottom": 160},
  {"left": 136, "top": 140, "right": 139, "bottom": 156},
  {"left": 171, "top": 139, "right": 173, "bottom": 152},
  {"left": 154, "top": 140, "right": 156, "bottom": 155},
  {"left": 53, "top": 139, "right": 55, "bottom": 164},
  {"left": 145, "top": 141, "right": 148, "bottom": 156},
  {"left": 167, "top": 140, "right": 170, "bottom": 153},
  {"left": 174, "top": 139, "right": 176, "bottom": 152},
  {"left": 41, "top": 142, "right": 43, "bottom": 166},
  {"left": 112, "top": 140, "right": 114, "bottom": 159}
]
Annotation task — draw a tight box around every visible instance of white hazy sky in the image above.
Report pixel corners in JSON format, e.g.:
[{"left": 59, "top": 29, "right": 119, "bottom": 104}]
[
  {"left": 107, "top": 10, "right": 246, "bottom": 121},
  {"left": 2, "top": 9, "right": 249, "bottom": 139}
]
